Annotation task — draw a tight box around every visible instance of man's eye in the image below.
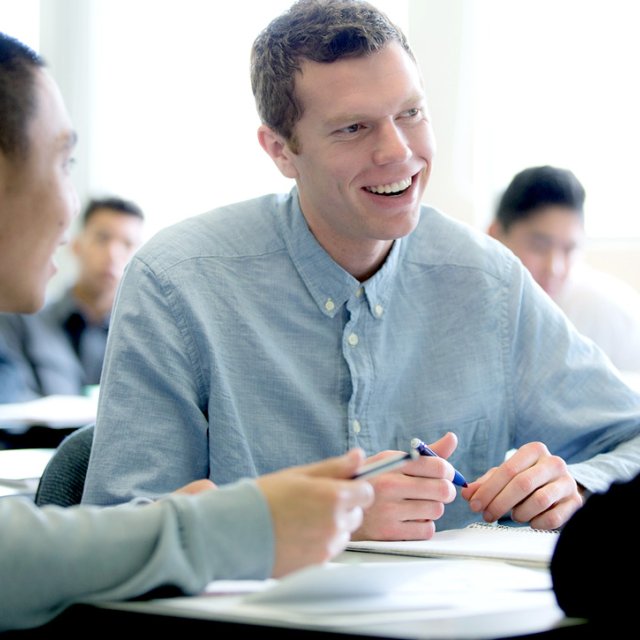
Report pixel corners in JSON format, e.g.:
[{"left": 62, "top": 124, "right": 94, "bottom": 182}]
[{"left": 339, "top": 124, "right": 361, "bottom": 134}]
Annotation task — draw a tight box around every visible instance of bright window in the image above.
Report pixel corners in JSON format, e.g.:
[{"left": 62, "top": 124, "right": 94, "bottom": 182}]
[
  {"left": 0, "top": 0, "right": 39, "bottom": 50},
  {"left": 87, "top": 0, "right": 408, "bottom": 239},
  {"left": 471, "top": 0, "right": 640, "bottom": 239}
]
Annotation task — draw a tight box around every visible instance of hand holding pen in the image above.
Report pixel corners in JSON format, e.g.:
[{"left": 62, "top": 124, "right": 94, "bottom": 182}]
[
  {"left": 352, "top": 438, "right": 466, "bottom": 485},
  {"left": 349, "top": 433, "right": 461, "bottom": 541},
  {"left": 410, "top": 437, "right": 468, "bottom": 487}
]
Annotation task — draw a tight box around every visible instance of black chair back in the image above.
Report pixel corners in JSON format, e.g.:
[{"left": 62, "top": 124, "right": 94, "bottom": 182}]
[{"left": 34, "top": 423, "right": 94, "bottom": 507}]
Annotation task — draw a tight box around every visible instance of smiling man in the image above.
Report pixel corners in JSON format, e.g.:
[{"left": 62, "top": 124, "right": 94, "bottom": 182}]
[{"left": 84, "top": 0, "right": 640, "bottom": 538}]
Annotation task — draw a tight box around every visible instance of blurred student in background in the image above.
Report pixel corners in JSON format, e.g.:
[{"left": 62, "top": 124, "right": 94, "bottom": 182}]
[
  {"left": 0, "top": 195, "right": 144, "bottom": 403},
  {"left": 489, "top": 165, "right": 640, "bottom": 375}
]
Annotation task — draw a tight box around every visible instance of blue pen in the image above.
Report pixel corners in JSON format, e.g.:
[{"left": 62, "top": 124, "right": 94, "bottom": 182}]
[{"left": 410, "top": 437, "right": 468, "bottom": 487}]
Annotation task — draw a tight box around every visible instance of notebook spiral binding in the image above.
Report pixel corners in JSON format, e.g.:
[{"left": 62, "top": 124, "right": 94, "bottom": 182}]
[{"left": 468, "top": 522, "right": 560, "bottom": 534}]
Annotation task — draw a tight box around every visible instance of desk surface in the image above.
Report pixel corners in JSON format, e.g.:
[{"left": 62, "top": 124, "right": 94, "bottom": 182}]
[
  {"left": 4, "top": 552, "right": 590, "bottom": 640},
  {"left": 0, "top": 394, "right": 97, "bottom": 429},
  {"left": 0, "top": 448, "right": 54, "bottom": 498},
  {"left": 0, "top": 600, "right": 592, "bottom": 640}
]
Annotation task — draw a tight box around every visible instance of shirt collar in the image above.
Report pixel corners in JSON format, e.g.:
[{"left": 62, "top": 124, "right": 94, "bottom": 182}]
[{"left": 280, "top": 187, "right": 405, "bottom": 318}]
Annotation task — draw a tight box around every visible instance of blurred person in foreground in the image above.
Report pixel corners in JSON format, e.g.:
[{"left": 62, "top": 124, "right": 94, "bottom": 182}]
[
  {"left": 551, "top": 469, "right": 640, "bottom": 624},
  {"left": 0, "top": 30, "right": 374, "bottom": 632}
]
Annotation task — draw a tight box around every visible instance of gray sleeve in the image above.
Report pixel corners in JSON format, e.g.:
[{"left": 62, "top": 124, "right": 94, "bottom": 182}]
[{"left": 0, "top": 480, "right": 273, "bottom": 632}]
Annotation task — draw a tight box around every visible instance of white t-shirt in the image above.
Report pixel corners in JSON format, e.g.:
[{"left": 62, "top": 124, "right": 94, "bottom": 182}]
[{"left": 555, "top": 263, "right": 640, "bottom": 374}]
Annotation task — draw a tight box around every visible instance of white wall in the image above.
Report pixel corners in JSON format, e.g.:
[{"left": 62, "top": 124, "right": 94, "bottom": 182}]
[{"left": 408, "top": 0, "right": 640, "bottom": 292}]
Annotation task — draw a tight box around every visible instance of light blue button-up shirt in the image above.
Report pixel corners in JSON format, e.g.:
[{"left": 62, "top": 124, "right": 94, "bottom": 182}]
[{"left": 83, "top": 188, "right": 640, "bottom": 530}]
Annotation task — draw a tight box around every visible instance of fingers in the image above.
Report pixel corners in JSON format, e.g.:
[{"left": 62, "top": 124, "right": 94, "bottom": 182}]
[
  {"left": 352, "top": 463, "right": 456, "bottom": 540},
  {"left": 464, "top": 442, "right": 581, "bottom": 529},
  {"left": 426, "top": 431, "right": 458, "bottom": 459},
  {"left": 527, "top": 491, "right": 583, "bottom": 531},
  {"left": 173, "top": 478, "right": 217, "bottom": 495},
  {"left": 258, "top": 466, "right": 374, "bottom": 577}
]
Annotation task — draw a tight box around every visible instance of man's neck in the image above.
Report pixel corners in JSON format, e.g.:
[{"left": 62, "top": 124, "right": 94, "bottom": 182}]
[{"left": 72, "top": 283, "right": 113, "bottom": 324}]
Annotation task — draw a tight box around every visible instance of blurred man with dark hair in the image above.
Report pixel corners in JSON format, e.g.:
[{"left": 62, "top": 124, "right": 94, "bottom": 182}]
[{"left": 489, "top": 165, "right": 640, "bottom": 374}]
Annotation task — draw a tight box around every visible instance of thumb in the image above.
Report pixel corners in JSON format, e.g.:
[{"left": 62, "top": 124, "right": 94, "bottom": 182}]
[
  {"left": 298, "top": 448, "right": 366, "bottom": 480},
  {"left": 427, "top": 431, "right": 459, "bottom": 459}
]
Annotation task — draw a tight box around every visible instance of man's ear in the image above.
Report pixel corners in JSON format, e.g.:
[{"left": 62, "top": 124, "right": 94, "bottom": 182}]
[{"left": 257, "top": 125, "right": 298, "bottom": 180}]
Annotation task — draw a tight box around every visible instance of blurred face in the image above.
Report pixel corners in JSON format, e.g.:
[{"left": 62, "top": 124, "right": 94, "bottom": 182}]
[
  {"left": 72, "top": 209, "right": 144, "bottom": 299},
  {"left": 491, "top": 206, "right": 585, "bottom": 299},
  {"left": 0, "top": 69, "right": 79, "bottom": 313},
  {"left": 258, "top": 43, "right": 435, "bottom": 279}
]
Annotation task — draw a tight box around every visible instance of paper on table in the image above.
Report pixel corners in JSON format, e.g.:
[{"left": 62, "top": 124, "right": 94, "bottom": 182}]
[
  {"left": 346, "top": 523, "right": 559, "bottom": 567},
  {"left": 0, "top": 394, "right": 98, "bottom": 428},
  {"left": 0, "top": 448, "right": 55, "bottom": 481},
  {"left": 0, "top": 448, "right": 54, "bottom": 497},
  {"left": 243, "top": 558, "right": 551, "bottom": 604},
  {"left": 106, "top": 559, "right": 558, "bottom": 634}
]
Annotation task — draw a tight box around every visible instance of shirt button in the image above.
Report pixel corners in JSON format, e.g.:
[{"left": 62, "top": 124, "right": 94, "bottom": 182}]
[
  {"left": 374, "top": 304, "right": 384, "bottom": 317},
  {"left": 325, "top": 298, "right": 335, "bottom": 312},
  {"left": 356, "top": 287, "right": 364, "bottom": 298},
  {"left": 352, "top": 419, "right": 361, "bottom": 434},
  {"left": 348, "top": 333, "right": 359, "bottom": 346}
]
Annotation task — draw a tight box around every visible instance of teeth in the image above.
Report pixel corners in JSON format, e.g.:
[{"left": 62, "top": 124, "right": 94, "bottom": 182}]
[{"left": 366, "top": 177, "right": 412, "bottom": 195}]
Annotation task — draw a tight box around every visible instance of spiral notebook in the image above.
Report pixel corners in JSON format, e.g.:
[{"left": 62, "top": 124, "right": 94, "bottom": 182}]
[{"left": 346, "top": 523, "right": 560, "bottom": 568}]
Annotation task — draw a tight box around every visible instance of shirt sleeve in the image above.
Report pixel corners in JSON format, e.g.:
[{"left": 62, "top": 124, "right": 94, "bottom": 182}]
[
  {"left": 0, "top": 480, "right": 273, "bottom": 632},
  {"left": 568, "top": 433, "right": 640, "bottom": 493},
  {"left": 83, "top": 255, "right": 211, "bottom": 505}
]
